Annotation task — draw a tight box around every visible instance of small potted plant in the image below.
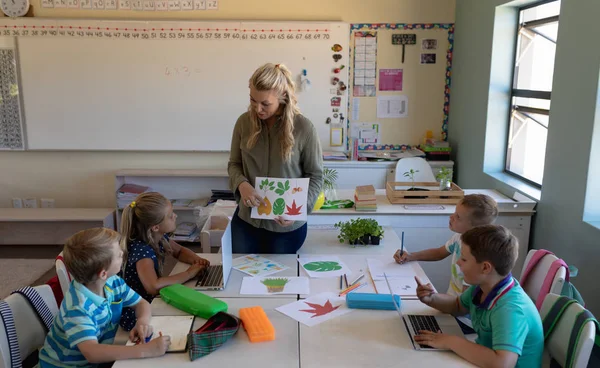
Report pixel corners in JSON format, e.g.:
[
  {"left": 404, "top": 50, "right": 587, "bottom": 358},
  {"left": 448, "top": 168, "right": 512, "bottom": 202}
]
[
  {"left": 358, "top": 218, "right": 371, "bottom": 245},
  {"left": 335, "top": 219, "right": 366, "bottom": 245},
  {"left": 323, "top": 168, "right": 339, "bottom": 201},
  {"left": 366, "top": 218, "right": 384, "bottom": 245},
  {"left": 436, "top": 167, "right": 453, "bottom": 191},
  {"left": 403, "top": 169, "right": 428, "bottom": 198}
]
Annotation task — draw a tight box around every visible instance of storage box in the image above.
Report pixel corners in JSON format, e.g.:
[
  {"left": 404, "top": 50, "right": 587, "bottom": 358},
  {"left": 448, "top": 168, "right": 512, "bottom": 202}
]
[
  {"left": 200, "top": 215, "right": 230, "bottom": 253},
  {"left": 386, "top": 181, "right": 464, "bottom": 204}
]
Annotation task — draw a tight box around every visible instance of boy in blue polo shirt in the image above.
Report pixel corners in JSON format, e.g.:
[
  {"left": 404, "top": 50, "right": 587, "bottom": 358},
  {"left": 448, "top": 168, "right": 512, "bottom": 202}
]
[
  {"left": 39, "top": 228, "right": 171, "bottom": 367},
  {"left": 413, "top": 225, "right": 543, "bottom": 368}
]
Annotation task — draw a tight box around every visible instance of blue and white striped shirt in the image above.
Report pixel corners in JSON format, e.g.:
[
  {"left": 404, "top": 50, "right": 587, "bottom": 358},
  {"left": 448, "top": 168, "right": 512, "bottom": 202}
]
[{"left": 39, "top": 275, "right": 141, "bottom": 368}]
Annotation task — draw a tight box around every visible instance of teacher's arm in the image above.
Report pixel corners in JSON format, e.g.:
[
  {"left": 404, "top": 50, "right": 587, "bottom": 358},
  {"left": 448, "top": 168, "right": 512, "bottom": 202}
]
[
  {"left": 227, "top": 117, "right": 248, "bottom": 201},
  {"left": 302, "top": 122, "right": 323, "bottom": 214}
]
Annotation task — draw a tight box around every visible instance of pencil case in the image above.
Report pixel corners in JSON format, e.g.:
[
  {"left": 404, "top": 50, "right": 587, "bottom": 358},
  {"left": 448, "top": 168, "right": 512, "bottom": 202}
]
[
  {"left": 346, "top": 292, "right": 401, "bottom": 310},
  {"left": 160, "top": 284, "right": 228, "bottom": 319},
  {"left": 239, "top": 306, "right": 275, "bottom": 342}
]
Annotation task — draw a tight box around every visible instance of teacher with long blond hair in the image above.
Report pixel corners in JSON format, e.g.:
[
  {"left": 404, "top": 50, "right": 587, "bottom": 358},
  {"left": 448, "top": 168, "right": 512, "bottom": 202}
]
[{"left": 227, "top": 63, "right": 323, "bottom": 254}]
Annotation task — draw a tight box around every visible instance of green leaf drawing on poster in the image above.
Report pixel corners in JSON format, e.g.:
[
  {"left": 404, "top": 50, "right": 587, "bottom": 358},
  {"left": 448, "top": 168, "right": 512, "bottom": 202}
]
[
  {"left": 303, "top": 261, "right": 342, "bottom": 272},
  {"left": 275, "top": 180, "right": 290, "bottom": 196},
  {"left": 273, "top": 198, "right": 286, "bottom": 215}
]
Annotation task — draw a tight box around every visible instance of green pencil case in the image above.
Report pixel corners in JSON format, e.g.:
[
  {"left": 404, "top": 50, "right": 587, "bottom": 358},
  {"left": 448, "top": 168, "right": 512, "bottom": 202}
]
[{"left": 160, "top": 284, "right": 228, "bottom": 319}]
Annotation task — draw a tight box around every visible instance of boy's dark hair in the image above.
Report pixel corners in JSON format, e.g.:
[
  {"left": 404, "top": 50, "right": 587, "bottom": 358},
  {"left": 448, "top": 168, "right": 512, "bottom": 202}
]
[
  {"left": 461, "top": 225, "right": 518, "bottom": 276},
  {"left": 460, "top": 194, "right": 499, "bottom": 226},
  {"left": 63, "top": 228, "right": 121, "bottom": 284}
]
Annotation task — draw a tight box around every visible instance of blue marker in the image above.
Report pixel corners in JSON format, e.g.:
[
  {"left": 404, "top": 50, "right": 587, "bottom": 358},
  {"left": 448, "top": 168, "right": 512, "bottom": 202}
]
[{"left": 145, "top": 333, "right": 153, "bottom": 343}]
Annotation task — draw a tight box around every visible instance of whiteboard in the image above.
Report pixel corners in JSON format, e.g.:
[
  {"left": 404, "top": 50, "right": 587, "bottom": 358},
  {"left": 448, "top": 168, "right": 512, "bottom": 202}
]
[{"left": 10, "top": 19, "right": 349, "bottom": 151}]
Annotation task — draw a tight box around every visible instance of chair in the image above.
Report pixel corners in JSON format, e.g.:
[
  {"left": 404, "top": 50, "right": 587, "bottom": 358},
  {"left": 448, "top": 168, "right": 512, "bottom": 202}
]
[
  {"left": 55, "top": 251, "right": 73, "bottom": 297},
  {"left": 540, "top": 293, "right": 596, "bottom": 368},
  {"left": 0, "top": 285, "right": 59, "bottom": 368},
  {"left": 393, "top": 157, "right": 437, "bottom": 182},
  {"left": 519, "top": 249, "right": 566, "bottom": 306}
]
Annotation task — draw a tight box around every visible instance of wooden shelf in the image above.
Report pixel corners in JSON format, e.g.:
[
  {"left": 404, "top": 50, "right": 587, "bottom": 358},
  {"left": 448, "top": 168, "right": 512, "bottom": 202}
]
[{"left": 115, "top": 169, "right": 228, "bottom": 177}]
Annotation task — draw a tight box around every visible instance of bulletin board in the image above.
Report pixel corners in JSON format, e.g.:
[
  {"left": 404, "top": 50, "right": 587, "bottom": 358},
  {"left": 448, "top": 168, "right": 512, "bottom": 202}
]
[{"left": 347, "top": 23, "right": 454, "bottom": 150}]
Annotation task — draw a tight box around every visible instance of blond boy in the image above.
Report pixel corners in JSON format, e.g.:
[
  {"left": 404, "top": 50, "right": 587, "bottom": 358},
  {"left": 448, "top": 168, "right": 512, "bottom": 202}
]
[
  {"left": 39, "top": 228, "right": 170, "bottom": 367},
  {"left": 394, "top": 194, "right": 499, "bottom": 296}
]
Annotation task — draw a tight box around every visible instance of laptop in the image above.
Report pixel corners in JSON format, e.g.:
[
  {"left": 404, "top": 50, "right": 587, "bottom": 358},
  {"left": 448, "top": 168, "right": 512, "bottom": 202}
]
[
  {"left": 383, "top": 273, "right": 464, "bottom": 351},
  {"left": 194, "top": 222, "right": 233, "bottom": 291}
]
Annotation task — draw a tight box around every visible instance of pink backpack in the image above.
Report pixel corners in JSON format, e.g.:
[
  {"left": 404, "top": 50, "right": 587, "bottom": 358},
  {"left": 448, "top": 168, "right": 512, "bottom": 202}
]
[{"left": 520, "top": 249, "right": 583, "bottom": 310}]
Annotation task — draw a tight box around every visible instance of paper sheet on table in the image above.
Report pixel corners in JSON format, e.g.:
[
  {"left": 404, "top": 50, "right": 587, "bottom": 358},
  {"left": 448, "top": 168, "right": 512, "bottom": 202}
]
[
  {"left": 125, "top": 315, "right": 194, "bottom": 352},
  {"left": 367, "top": 258, "right": 418, "bottom": 280},
  {"left": 374, "top": 277, "right": 420, "bottom": 297}
]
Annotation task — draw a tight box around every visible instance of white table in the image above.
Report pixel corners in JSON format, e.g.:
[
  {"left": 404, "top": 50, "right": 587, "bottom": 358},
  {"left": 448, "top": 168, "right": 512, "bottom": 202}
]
[
  {"left": 170, "top": 254, "right": 299, "bottom": 299},
  {"left": 298, "top": 254, "right": 430, "bottom": 299},
  {"left": 299, "top": 299, "right": 475, "bottom": 368},
  {"left": 113, "top": 298, "right": 300, "bottom": 368}
]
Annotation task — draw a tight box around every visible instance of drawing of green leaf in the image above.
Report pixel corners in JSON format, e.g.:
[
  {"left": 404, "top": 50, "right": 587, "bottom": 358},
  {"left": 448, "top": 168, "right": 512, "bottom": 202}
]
[
  {"left": 273, "top": 198, "right": 285, "bottom": 215},
  {"left": 275, "top": 180, "right": 291, "bottom": 196},
  {"left": 303, "top": 261, "right": 342, "bottom": 272}
]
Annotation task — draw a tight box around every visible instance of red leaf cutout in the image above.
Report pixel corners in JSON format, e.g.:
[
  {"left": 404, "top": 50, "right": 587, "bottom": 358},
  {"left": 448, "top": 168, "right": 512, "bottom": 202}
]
[
  {"left": 299, "top": 300, "right": 340, "bottom": 318},
  {"left": 285, "top": 199, "right": 303, "bottom": 216}
]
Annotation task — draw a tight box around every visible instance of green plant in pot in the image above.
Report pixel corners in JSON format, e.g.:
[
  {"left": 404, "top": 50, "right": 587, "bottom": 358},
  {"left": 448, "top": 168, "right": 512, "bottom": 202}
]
[
  {"left": 335, "top": 219, "right": 366, "bottom": 245},
  {"left": 365, "top": 218, "right": 384, "bottom": 245},
  {"left": 323, "top": 168, "right": 339, "bottom": 201}
]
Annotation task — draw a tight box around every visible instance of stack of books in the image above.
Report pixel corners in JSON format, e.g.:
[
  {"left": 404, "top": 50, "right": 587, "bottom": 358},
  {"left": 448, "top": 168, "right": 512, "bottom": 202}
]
[
  {"left": 117, "top": 183, "right": 151, "bottom": 209},
  {"left": 170, "top": 222, "right": 200, "bottom": 242},
  {"left": 421, "top": 139, "right": 451, "bottom": 161},
  {"left": 354, "top": 185, "right": 377, "bottom": 211}
]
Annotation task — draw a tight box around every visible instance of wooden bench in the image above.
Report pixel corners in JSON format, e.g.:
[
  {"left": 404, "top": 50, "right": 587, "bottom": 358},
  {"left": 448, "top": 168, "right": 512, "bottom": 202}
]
[{"left": 0, "top": 208, "right": 116, "bottom": 245}]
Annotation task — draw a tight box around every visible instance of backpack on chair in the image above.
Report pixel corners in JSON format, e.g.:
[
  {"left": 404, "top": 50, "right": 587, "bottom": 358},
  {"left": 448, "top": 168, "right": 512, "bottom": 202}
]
[{"left": 520, "top": 249, "right": 584, "bottom": 310}]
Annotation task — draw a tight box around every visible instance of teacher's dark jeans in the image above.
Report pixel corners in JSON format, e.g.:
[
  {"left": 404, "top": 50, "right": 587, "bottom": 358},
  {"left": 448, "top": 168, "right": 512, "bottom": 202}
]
[{"left": 231, "top": 207, "right": 307, "bottom": 254}]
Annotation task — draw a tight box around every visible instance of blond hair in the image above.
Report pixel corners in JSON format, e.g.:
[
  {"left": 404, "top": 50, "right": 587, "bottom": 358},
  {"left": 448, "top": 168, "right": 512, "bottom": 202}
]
[
  {"left": 461, "top": 225, "right": 518, "bottom": 276},
  {"left": 246, "top": 63, "right": 300, "bottom": 162},
  {"left": 120, "top": 192, "right": 172, "bottom": 276},
  {"left": 460, "top": 194, "right": 499, "bottom": 226},
  {"left": 63, "top": 228, "right": 121, "bottom": 284}
]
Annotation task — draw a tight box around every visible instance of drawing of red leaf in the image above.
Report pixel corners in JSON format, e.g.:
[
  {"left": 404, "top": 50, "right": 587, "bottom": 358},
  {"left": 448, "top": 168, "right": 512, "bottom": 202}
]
[
  {"left": 299, "top": 300, "right": 340, "bottom": 318},
  {"left": 285, "top": 199, "right": 303, "bottom": 216}
]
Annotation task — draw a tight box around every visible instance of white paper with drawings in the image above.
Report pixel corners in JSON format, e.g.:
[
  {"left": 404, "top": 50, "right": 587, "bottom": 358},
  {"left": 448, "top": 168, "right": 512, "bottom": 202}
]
[
  {"left": 367, "top": 258, "right": 418, "bottom": 280},
  {"left": 250, "top": 177, "right": 310, "bottom": 221},
  {"left": 299, "top": 256, "right": 351, "bottom": 278},
  {"left": 276, "top": 292, "right": 352, "bottom": 327},
  {"left": 125, "top": 315, "right": 194, "bottom": 352},
  {"left": 240, "top": 276, "right": 309, "bottom": 295},
  {"left": 374, "top": 277, "right": 419, "bottom": 297}
]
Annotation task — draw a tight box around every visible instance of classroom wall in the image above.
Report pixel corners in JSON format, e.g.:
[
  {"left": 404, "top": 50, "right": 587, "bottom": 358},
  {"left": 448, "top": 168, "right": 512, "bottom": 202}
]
[
  {"left": 450, "top": 0, "right": 600, "bottom": 315},
  {"left": 0, "top": 0, "right": 455, "bottom": 208}
]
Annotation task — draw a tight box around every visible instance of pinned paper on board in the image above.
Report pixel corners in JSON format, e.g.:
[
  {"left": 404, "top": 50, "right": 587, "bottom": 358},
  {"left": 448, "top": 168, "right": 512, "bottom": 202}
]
[
  {"left": 276, "top": 292, "right": 352, "bottom": 327},
  {"left": 232, "top": 254, "right": 289, "bottom": 277},
  {"left": 240, "top": 276, "right": 309, "bottom": 295},
  {"left": 377, "top": 95, "right": 408, "bottom": 118},
  {"left": 251, "top": 177, "right": 310, "bottom": 221},
  {"left": 298, "top": 256, "right": 351, "bottom": 278}
]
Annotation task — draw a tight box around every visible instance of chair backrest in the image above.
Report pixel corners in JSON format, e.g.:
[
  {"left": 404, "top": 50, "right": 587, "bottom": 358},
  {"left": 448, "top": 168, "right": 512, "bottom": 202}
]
[
  {"left": 0, "top": 285, "right": 58, "bottom": 368},
  {"left": 520, "top": 249, "right": 566, "bottom": 306},
  {"left": 394, "top": 157, "right": 437, "bottom": 182},
  {"left": 540, "top": 293, "right": 596, "bottom": 368},
  {"left": 55, "top": 252, "right": 72, "bottom": 297}
]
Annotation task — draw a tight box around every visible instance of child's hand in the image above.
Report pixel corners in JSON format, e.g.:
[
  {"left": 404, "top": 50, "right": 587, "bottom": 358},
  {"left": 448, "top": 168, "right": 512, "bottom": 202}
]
[
  {"left": 195, "top": 256, "right": 210, "bottom": 267},
  {"left": 186, "top": 262, "right": 205, "bottom": 279},
  {"left": 414, "top": 330, "right": 455, "bottom": 350},
  {"left": 415, "top": 277, "right": 436, "bottom": 305},
  {"left": 143, "top": 334, "right": 171, "bottom": 357},
  {"left": 129, "top": 322, "right": 153, "bottom": 345},
  {"left": 393, "top": 249, "right": 412, "bottom": 264}
]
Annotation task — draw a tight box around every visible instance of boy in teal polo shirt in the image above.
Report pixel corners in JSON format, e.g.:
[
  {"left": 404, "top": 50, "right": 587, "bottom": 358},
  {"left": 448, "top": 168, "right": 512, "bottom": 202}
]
[
  {"left": 39, "top": 228, "right": 171, "bottom": 367},
  {"left": 413, "top": 225, "right": 543, "bottom": 368}
]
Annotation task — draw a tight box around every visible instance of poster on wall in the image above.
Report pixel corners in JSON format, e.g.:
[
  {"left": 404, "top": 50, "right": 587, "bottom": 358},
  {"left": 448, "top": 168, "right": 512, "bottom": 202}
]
[
  {"left": 353, "top": 31, "right": 377, "bottom": 97},
  {"left": 379, "top": 69, "right": 403, "bottom": 91}
]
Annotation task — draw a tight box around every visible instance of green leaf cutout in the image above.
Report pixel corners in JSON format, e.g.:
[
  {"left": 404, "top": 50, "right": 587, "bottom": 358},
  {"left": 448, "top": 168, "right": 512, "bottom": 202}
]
[
  {"left": 273, "top": 198, "right": 285, "bottom": 215},
  {"left": 303, "top": 261, "right": 342, "bottom": 272},
  {"left": 275, "top": 180, "right": 291, "bottom": 196}
]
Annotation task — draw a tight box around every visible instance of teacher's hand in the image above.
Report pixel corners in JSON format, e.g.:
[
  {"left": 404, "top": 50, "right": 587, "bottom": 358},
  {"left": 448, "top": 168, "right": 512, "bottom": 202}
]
[
  {"left": 274, "top": 217, "right": 294, "bottom": 227},
  {"left": 238, "top": 181, "right": 264, "bottom": 208}
]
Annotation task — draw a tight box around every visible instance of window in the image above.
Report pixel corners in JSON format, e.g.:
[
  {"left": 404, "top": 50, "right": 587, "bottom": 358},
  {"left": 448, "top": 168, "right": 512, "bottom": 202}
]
[{"left": 506, "top": 0, "right": 560, "bottom": 186}]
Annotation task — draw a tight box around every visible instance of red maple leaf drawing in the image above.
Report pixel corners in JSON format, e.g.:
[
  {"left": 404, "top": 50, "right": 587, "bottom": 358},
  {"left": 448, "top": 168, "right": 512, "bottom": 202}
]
[
  {"left": 299, "top": 300, "right": 340, "bottom": 318},
  {"left": 285, "top": 199, "right": 303, "bottom": 216}
]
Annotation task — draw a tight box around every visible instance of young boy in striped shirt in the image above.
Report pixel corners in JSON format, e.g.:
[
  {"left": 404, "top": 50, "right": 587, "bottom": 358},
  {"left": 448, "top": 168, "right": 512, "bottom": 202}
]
[{"left": 39, "top": 228, "right": 170, "bottom": 367}]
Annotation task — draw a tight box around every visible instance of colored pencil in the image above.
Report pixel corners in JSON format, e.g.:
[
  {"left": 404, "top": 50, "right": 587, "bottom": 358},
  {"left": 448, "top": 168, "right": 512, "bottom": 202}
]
[
  {"left": 400, "top": 231, "right": 405, "bottom": 256},
  {"left": 344, "top": 274, "right": 349, "bottom": 288},
  {"left": 350, "top": 273, "right": 364, "bottom": 286},
  {"left": 339, "top": 282, "right": 363, "bottom": 297},
  {"left": 340, "top": 275, "right": 343, "bottom": 290}
]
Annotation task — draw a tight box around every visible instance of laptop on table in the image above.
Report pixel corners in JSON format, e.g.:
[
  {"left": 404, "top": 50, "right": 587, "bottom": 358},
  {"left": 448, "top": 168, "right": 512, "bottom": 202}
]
[
  {"left": 383, "top": 273, "right": 465, "bottom": 351},
  {"left": 194, "top": 222, "right": 233, "bottom": 291}
]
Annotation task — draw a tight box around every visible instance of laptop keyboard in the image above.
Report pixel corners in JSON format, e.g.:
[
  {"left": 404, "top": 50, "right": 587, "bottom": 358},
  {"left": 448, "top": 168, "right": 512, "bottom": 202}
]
[
  {"left": 408, "top": 315, "right": 442, "bottom": 349},
  {"left": 195, "top": 265, "right": 223, "bottom": 288}
]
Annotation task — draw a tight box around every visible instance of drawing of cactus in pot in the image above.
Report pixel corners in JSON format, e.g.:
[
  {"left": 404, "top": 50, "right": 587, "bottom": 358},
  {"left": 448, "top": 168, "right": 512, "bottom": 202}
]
[
  {"left": 257, "top": 178, "right": 275, "bottom": 216},
  {"left": 261, "top": 278, "right": 290, "bottom": 293}
]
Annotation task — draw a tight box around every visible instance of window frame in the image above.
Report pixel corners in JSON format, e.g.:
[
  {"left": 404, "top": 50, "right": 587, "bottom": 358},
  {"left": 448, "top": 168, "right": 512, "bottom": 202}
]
[{"left": 504, "top": 1, "right": 559, "bottom": 188}]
